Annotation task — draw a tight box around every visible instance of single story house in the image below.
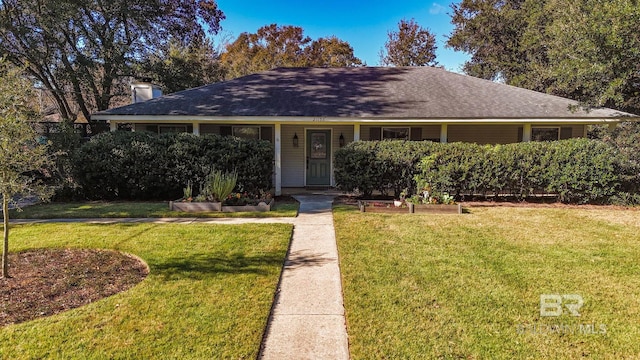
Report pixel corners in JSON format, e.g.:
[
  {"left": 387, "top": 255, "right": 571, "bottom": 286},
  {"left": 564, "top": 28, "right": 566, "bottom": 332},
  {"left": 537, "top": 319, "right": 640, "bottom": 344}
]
[{"left": 92, "top": 66, "right": 639, "bottom": 195}]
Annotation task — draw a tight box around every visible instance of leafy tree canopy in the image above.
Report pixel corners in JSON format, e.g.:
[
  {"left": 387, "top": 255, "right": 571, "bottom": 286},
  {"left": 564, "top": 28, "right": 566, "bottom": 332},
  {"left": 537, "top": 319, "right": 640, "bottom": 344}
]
[
  {"left": 380, "top": 18, "right": 438, "bottom": 67},
  {"left": 139, "top": 36, "right": 226, "bottom": 94},
  {"left": 0, "top": 0, "right": 225, "bottom": 121},
  {"left": 221, "top": 24, "right": 362, "bottom": 79},
  {"left": 448, "top": 0, "right": 640, "bottom": 114}
]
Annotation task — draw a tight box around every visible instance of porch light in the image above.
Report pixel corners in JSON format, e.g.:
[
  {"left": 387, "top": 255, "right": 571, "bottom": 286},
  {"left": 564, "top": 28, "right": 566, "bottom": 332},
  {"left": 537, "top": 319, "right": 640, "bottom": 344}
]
[
  {"left": 293, "top": 132, "right": 299, "bottom": 147},
  {"left": 339, "top": 133, "right": 345, "bottom": 147}
]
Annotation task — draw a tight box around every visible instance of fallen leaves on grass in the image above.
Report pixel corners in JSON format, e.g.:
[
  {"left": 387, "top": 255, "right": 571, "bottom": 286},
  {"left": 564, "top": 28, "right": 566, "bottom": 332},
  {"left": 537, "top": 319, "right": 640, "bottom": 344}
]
[{"left": 0, "top": 248, "right": 148, "bottom": 326}]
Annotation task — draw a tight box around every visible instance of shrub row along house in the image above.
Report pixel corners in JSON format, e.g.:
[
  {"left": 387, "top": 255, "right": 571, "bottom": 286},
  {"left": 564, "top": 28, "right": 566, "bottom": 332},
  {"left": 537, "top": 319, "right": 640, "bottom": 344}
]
[{"left": 92, "top": 67, "right": 639, "bottom": 195}]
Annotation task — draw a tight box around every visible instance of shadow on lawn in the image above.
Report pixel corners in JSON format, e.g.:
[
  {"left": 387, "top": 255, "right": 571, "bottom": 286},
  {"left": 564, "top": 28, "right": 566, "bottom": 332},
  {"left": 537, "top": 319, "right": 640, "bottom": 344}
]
[{"left": 152, "top": 251, "right": 286, "bottom": 280}]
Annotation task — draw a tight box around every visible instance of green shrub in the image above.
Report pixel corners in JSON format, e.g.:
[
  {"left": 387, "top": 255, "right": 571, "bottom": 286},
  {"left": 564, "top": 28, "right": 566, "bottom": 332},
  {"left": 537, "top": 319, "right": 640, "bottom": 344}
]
[
  {"left": 541, "top": 139, "right": 621, "bottom": 203},
  {"left": 416, "top": 139, "right": 624, "bottom": 204},
  {"left": 72, "top": 132, "right": 273, "bottom": 200},
  {"left": 337, "top": 138, "right": 629, "bottom": 204},
  {"left": 418, "top": 143, "right": 489, "bottom": 198},
  {"left": 204, "top": 169, "right": 238, "bottom": 202},
  {"left": 44, "top": 123, "right": 85, "bottom": 200},
  {"left": 334, "top": 140, "right": 439, "bottom": 197}
]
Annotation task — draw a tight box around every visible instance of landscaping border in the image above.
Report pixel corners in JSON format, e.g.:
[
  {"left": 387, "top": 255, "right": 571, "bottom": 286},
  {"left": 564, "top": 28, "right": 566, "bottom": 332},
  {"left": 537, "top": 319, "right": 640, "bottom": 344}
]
[
  {"left": 169, "top": 198, "right": 275, "bottom": 213},
  {"left": 358, "top": 200, "right": 462, "bottom": 214}
]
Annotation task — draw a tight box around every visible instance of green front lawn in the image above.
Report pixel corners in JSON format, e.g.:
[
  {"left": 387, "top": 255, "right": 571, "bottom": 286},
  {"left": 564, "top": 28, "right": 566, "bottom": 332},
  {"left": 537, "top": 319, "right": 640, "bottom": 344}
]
[
  {"left": 9, "top": 199, "right": 298, "bottom": 219},
  {"left": 334, "top": 206, "right": 640, "bottom": 359},
  {"left": 0, "top": 222, "right": 292, "bottom": 359}
]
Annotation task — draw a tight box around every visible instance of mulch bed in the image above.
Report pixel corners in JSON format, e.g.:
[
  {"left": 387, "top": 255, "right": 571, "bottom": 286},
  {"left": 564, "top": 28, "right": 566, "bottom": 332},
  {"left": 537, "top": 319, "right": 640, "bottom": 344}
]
[{"left": 0, "top": 248, "right": 148, "bottom": 327}]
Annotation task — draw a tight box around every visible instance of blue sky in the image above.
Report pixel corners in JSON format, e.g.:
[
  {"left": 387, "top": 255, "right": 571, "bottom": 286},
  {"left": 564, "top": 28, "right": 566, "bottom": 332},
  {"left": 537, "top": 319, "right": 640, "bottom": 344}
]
[{"left": 213, "top": 1, "right": 470, "bottom": 72}]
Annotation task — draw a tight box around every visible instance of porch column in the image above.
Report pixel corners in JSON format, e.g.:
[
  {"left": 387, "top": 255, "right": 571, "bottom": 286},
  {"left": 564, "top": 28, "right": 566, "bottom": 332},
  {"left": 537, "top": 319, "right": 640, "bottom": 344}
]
[
  {"left": 109, "top": 121, "right": 117, "bottom": 132},
  {"left": 353, "top": 123, "right": 361, "bottom": 141},
  {"left": 192, "top": 122, "right": 200, "bottom": 136},
  {"left": 274, "top": 123, "right": 282, "bottom": 196},
  {"left": 522, "top": 124, "right": 532, "bottom": 142},
  {"left": 440, "top": 124, "right": 448, "bottom": 143}
]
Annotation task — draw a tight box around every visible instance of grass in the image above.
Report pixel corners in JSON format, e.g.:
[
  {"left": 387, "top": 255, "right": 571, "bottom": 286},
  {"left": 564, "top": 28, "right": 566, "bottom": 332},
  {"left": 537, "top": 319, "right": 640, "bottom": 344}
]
[
  {"left": 0, "top": 222, "right": 292, "bottom": 359},
  {"left": 9, "top": 199, "right": 299, "bottom": 219},
  {"left": 334, "top": 205, "right": 640, "bottom": 359}
]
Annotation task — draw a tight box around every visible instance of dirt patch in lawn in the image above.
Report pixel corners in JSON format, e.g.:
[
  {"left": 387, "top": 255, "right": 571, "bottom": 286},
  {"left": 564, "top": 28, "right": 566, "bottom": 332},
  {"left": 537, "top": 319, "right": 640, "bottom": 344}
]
[{"left": 0, "top": 248, "right": 148, "bottom": 327}]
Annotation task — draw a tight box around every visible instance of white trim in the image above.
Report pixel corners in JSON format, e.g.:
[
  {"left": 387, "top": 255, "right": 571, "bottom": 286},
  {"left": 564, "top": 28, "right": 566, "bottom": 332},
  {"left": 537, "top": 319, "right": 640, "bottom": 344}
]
[
  {"left": 440, "top": 124, "right": 448, "bottom": 143},
  {"left": 353, "top": 123, "right": 360, "bottom": 141},
  {"left": 304, "top": 127, "right": 333, "bottom": 187},
  {"left": 192, "top": 122, "right": 200, "bottom": 136},
  {"left": 522, "top": 124, "right": 532, "bottom": 142},
  {"left": 110, "top": 121, "right": 117, "bottom": 132},
  {"left": 92, "top": 114, "right": 631, "bottom": 125},
  {"left": 275, "top": 124, "right": 282, "bottom": 196}
]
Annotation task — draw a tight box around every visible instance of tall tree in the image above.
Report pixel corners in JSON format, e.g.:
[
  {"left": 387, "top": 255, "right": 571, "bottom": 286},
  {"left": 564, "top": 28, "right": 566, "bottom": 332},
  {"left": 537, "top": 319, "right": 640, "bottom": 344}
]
[
  {"left": 303, "top": 36, "right": 363, "bottom": 67},
  {"left": 221, "top": 24, "right": 362, "bottom": 79},
  {"left": 542, "top": 0, "right": 640, "bottom": 112},
  {"left": 140, "top": 36, "right": 226, "bottom": 94},
  {"left": 447, "top": 0, "right": 534, "bottom": 81},
  {"left": 380, "top": 19, "right": 438, "bottom": 67},
  {"left": 447, "top": 0, "right": 640, "bottom": 113},
  {"left": 0, "top": 61, "right": 51, "bottom": 278},
  {"left": 0, "top": 0, "right": 224, "bottom": 122},
  {"left": 221, "top": 24, "right": 309, "bottom": 79}
]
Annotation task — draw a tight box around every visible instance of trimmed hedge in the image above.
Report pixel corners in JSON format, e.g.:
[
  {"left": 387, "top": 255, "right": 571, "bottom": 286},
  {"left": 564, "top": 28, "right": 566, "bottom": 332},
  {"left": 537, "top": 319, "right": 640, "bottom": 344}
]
[
  {"left": 335, "top": 139, "right": 631, "bottom": 204},
  {"left": 334, "top": 140, "right": 440, "bottom": 197},
  {"left": 419, "top": 139, "right": 624, "bottom": 204},
  {"left": 72, "top": 131, "right": 273, "bottom": 200}
]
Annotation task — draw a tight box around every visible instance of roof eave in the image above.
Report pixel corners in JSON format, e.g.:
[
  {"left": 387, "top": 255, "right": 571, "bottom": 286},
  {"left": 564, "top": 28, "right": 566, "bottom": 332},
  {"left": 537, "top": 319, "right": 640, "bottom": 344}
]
[{"left": 92, "top": 114, "right": 638, "bottom": 125}]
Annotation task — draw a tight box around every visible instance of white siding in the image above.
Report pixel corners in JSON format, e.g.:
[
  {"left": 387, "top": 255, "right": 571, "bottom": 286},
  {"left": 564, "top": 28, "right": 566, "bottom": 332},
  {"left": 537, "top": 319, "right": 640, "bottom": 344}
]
[
  {"left": 281, "top": 125, "right": 306, "bottom": 187},
  {"left": 332, "top": 125, "right": 354, "bottom": 147}
]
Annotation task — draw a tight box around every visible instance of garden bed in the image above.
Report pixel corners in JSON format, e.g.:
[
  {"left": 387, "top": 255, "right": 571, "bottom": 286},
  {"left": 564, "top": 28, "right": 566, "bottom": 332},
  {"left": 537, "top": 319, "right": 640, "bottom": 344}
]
[
  {"left": 409, "top": 203, "right": 462, "bottom": 214},
  {"left": 169, "top": 198, "right": 274, "bottom": 213},
  {"left": 358, "top": 200, "right": 461, "bottom": 214}
]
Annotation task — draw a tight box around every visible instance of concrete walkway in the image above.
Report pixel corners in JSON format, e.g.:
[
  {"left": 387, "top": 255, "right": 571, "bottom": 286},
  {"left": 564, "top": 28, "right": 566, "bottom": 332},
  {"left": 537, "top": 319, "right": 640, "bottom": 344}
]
[
  {"left": 260, "top": 195, "right": 349, "bottom": 360},
  {"left": 12, "top": 195, "right": 350, "bottom": 359}
]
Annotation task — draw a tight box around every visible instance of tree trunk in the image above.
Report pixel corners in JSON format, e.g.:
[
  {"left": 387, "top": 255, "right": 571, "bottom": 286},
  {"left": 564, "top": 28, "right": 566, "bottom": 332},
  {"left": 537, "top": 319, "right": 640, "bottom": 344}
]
[{"left": 2, "top": 194, "right": 9, "bottom": 278}]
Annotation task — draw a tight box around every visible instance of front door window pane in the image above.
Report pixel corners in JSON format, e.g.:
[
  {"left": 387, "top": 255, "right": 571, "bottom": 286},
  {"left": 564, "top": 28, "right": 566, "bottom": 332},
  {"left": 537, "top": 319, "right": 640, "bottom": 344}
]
[{"left": 310, "top": 132, "right": 327, "bottom": 159}]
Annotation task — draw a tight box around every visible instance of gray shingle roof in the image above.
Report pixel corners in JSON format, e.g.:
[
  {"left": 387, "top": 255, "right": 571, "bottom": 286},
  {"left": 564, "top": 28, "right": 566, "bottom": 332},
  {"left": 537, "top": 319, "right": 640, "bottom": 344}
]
[{"left": 96, "top": 67, "right": 636, "bottom": 119}]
